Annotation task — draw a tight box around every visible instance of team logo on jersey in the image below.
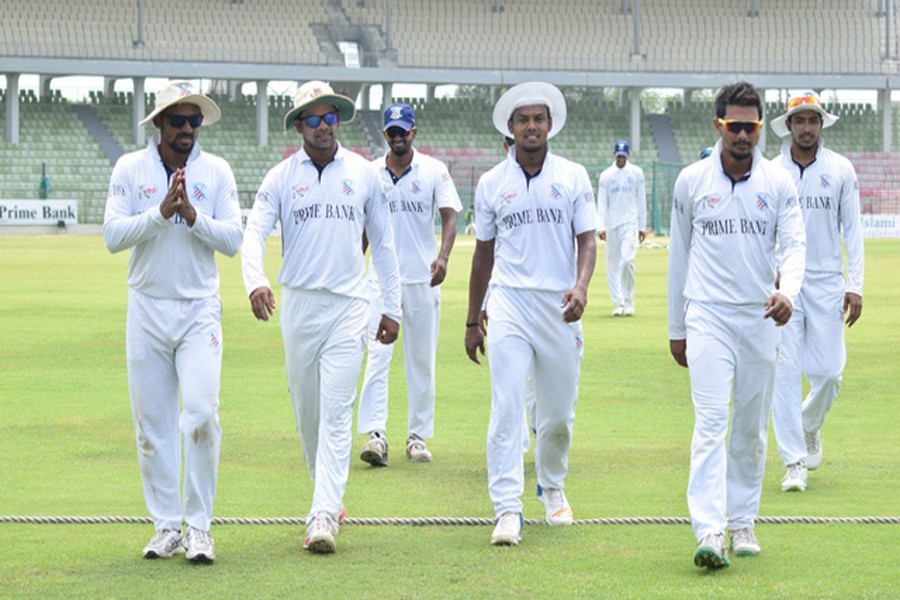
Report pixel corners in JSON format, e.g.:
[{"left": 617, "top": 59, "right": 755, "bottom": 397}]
[
  {"left": 209, "top": 332, "right": 220, "bottom": 349},
  {"left": 548, "top": 183, "right": 562, "bottom": 200},
  {"left": 500, "top": 191, "right": 517, "bottom": 206},
  {"left": 410, "top": 180, "right": 422, "bottom": 194},
  {"left": 341, "top": 179, "right": 355, "bottom": 196},
  {"left": 139, "top": 184, "right": 157, "bottom": 199},
  {"left": 292, "top": 185, "right": 309, "bottom": 200},
  {"left": 574, "top": 335, "right": 583, "bottom": 351},
  {"left": 707, "top": 195, "right": 721, "bottom": 209},
  {"left": 819, "top": 174, "right": 832, "bottom": 189},
  {"left": 192, "top": 183, "right": 206, "bottom": 202},
  {"left": 755, "top": 193, "right": 771, "bottom": 211}
]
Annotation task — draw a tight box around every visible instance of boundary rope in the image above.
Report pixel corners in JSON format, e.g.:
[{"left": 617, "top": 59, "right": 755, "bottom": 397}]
[{"left": 2, "top": 515, "right": 898, "bottom": 526}]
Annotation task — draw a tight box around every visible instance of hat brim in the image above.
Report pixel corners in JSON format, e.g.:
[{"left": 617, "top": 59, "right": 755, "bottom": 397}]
[
  {"left": 383, "top": 119, "right": 414, "bottom": 131},
  {"left": 139, "top": 95, "right": 221, "bottom": 127},
  {"left": 492, "top": 82, "right": 567, "bottom": 140},
  {"left": 770, "top": 106, "right": 838, "bottom": 138},
  {"left": 615, "top": 151, "right": 629, "bottom": 157},
  {"left": 284, "top": 96, "right": 356, "bottom": 132}
]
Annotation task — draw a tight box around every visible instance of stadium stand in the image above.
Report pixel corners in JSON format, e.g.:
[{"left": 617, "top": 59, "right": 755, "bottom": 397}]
[
  {"left": 343, "top": 0, "right": 887, "bottom": 74},
  {"left": 2, "top": 1, "right": 899, "bottom": 224}
]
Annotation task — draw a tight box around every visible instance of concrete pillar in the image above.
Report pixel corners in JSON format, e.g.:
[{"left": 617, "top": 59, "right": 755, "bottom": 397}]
[
  {"left": 630, "top": 88, "right": 641, "bottom": 153},
  {"left": 683, "top": 88, "right": 693, "bottom": 107},
  {"left": 881, "top": 87, "right": 892, "bottom": 153},
  {"left": 228, "top": 80, "right": 241, "bottom": 103},
  {"left": 359, "top": 84, "right": 370, "bottom": 110},
  {"left": 382, "top": 82, "right": 393, "bottom": 108},
  {"left": 426, "top": 84, "right": 435, "bottom": 103},
  {"left": 256, "top": 80, "right": 269, "bottom": 147},
  {"left": 4, "top": 73, "right": 20, "bottom": 144},
  {"left": 39, "top": 75, "right": 52, "bottom": 100},
  {"left": 104, "top": 77, "right": 116, "bottom": 99},
  {"left": 133, "top": 76, "right": 146, "bottom": 147}
]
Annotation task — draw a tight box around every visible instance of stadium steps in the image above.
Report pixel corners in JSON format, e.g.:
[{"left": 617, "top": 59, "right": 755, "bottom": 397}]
[
  {"left": 647, "top": 114, "right": 681, "bottom": 164},
  {"left": 73, "top": 105, "right": 124, "bottom": 166}
]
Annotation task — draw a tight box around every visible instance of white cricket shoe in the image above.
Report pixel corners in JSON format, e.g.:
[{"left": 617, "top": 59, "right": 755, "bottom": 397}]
[
  {"left": 184, "top": 525, "right": 215, "bottom": 563},
  {"left": 360, "top": 431, "right": 389, "bottom": 467},
  {"left": 805, "top": 430, "right": 823, "bottom": 470},
  {"left": 612, "top": 305, "right": 625, "bottom": 317},
  {"left": 730, "top": 527, "right": 761, "bottom": 557},
  {"left": 537, "top": 486, "right": 574, "bottom": 526},
  {"left": 304, "top": 512, "right": 337, "bottom": 554},
  {"left": 623, "top": 302, "right": 635, "bottom": 316},
  {"left": 693, "top": 532, "right": 729, "bottom": 570},
  {"left": 142, "top": 528, "right": 184, "bottom": 559},
  {"left": 490, "top": 512, "right": 523, "bottom": 546},
  {"left": 406, "top": 435, "right": 433, "bottom": 462},
  {"left": 781, "top": 461, "right": 808, "bottom": 492}
]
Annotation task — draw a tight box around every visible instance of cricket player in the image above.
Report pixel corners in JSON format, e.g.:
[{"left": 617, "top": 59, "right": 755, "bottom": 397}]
[
  {"left": 770, "top": 91, "right": 864, "bottom": 492},
  {"left": 357, "top": 102, "right": 462, "bottom": 466},
  {"left": 241, "top": 81, "right": 401, "bottom": 554},
  {"left": 103, "top": 80, "right": 242, "bottom": 563},
  {"left": 596, "top": 139, "right": 647, "bottom": 316},
  {"left": 465, "top": 82, "right": 597, "bottom": 547},
  {"left": 668, "top": 81, "right": 806, "bottom": 570}
]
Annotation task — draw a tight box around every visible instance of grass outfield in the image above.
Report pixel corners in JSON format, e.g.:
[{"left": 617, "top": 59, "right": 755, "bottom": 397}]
[{"left": 0, "top": 234, "right": 898, "bottom": 599}]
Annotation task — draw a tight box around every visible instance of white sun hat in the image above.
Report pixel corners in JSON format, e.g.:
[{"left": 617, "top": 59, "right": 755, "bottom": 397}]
[
  {"left": 492, "top": 82, "right": 567, "bottom": 139},
  {"left": 283, "top": 80, "right": 356, "bottom": 132},
  {"left": 139, "top": 80, "right": 221, "bottom": 127},
  {"left": 770, "top": 91, "right": 839, "bottom": 138}
]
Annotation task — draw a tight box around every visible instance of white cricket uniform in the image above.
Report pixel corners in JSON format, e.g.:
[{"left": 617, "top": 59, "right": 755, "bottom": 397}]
[
  {"left": 597, "top": 161, "right": 647, "bottom": 309},
  {"left": 242, "top": 143, "right": 401, "bottom": 524},
  {"left": 668, "top": 141, "right": 806, "bottom": 540},
  {"left": 357, "top": 149, "right": 462, "bottom": 439},
  {"left": 476, "top": 147, "right": 596, "bottom": 518},
  {"left": 103, "top": 135, "right": 242, "bottom": 532},
  {"left": 771, "top": 140, "right": 864, "bottom": 464}
]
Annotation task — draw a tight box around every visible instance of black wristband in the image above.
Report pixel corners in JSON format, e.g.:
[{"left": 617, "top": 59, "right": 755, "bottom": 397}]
[{"left": 466, "top": 322, "right": 480, "bottom": 328}]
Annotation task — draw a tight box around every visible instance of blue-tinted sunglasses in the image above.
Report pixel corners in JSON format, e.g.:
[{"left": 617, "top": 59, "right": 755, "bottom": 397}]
[
  {"left": 164, "top": 113, "right": 204, "bottom": 128},
  {"left": 300, "top": 112, "right": 339, "bottom": 128}
]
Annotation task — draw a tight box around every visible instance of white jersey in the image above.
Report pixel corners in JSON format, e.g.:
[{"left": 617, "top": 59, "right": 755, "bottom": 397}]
[
  {"left": 242, "top": 143, "right": 401, "bottom": 321},
  {"left": 377, "top": 149, "right": 462, "bottom": 284},
  {"left": 668, "top": 141, "right": 806, "bottom": 339},
  {"left": 103, "top": 135, "right": 242, "bottom": 299},
  {"left": 475, "top": 147, "right": 596, "bottom": 292},
  {"left": 596, "top": 161, "right": 647, "bottom": 230},
  {"left": 773, "top": 140, "right": 864, "bottom": 296}
]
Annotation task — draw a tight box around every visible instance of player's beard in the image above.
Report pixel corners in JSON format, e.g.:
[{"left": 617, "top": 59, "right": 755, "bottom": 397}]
[{"left": 167, "top": 134, "right": 195, "bottom": 155}]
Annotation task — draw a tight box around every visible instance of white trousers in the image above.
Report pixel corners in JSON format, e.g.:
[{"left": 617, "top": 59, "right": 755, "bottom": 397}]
[
  {"left": 685, "top": 301, "right": 777, "bottom": 540},
  {"left": 486, "top": 286, "right": 583, "bottom": 517},
  {"left": 773, "top": 273, "right": 846, "bottom": 464},
  {"left": 281, "top": 288, "right": 368, "bottom": 523},
  {"left": 357, "top": 280, "right": 440, "bottom": 438},
  {"left": 605, "top": 221, "right": 638, "bottom": 308},
  {"left": 126, "top": 288, "right": 223, "bottom": 532}
]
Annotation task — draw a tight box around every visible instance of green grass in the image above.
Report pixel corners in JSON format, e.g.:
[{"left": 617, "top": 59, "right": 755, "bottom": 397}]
[{"left": 0, "top": 235, "right": 898, "bottom": 598}]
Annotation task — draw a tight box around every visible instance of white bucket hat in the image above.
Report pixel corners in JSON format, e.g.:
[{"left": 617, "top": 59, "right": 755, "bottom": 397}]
[
  {"left": 284, "top": 81, "right": 356, "bottom": 131},
  {"left": 139, "top": 80, "right": 221, "bottom": 127},
  {"left": 770, "top": 91, "right": 838, "bottom": 138},
  {"left": 492, "top": 82, "right": 567, "bottom": 139}
]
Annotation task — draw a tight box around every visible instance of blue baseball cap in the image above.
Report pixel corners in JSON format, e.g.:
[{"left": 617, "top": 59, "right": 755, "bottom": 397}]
[
  {"left": 383, "top": 103, "right": 416, "bottom": 131},
  {"left": 614, "top": 139, "right": 630, "bottom": 156}
]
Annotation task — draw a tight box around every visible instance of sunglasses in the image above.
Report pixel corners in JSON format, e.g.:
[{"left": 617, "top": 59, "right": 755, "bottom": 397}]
[
  {"left": 164, "top": 113, "right": 203, "bottom": 128},
  {"left": 717, "top": 119, "right": 763, "bottom": 135},
  {"left": 788, "top": 94, "right": 822, "bottom": 110},
  {"left": 300, "top": 112, "right": 339, "bottom": 128},
  {"left": 384, "top": 127, "right": 412, "bottom": 139}
]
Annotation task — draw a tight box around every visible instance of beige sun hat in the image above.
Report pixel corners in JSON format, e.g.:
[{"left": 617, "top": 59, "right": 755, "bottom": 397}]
[
  {"left": 492, "top": 82, "right": 567, "bottom": 139},
  {"left": 283, "top": 81, "right": 356, "bottom": 132},
  {"left": 770, "top": 90, "right": 839, "bottom": 138},
  {"left": 139, "top": 80, "right": 221, "bottom": 127}
]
